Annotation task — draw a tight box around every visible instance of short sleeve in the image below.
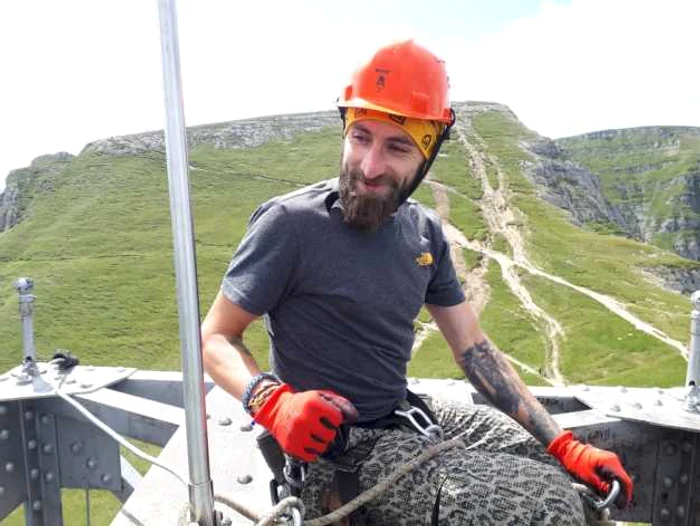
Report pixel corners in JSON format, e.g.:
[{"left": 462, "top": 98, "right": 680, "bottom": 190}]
[
  {"left": 424, "top": 220, "right": 465, "bottom": 307},
  {"left": 221, "top": 201, "right": 298, "bottom": 315}
]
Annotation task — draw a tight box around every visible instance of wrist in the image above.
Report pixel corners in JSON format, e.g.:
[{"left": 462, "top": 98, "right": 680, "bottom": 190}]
[
  {"left": 241, "top": 372, "right": 280, "bottom": 415},
  {"left": 547, "top": 430, "right": 574, "bottom": 459}
]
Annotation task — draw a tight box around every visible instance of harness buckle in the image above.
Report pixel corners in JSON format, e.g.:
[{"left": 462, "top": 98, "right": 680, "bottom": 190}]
[{"left": 394, "top": 405, "right": 443, "bottom": 439}]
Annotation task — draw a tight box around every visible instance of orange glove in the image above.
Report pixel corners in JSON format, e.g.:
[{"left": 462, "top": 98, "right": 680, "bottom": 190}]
[
  {"left": 547, "top": 430, "right": 633, "bottom": 508},
  {"left": 254, "top": 384, "right": 358, "bottom": 462}
]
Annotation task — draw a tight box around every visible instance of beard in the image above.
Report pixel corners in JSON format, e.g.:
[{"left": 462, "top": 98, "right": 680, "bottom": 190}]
[{"left": 339, "top": 165, "right": 405, "bottom": 232}]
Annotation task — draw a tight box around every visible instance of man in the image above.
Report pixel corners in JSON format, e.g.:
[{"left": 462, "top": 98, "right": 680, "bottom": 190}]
[{"left": 201, "top": 40, "right": 633, "bottom": 525}]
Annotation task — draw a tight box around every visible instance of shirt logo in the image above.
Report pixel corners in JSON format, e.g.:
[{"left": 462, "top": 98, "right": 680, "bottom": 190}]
[{"left": 416, "top": 252, "right": 434, "bottom": 266}]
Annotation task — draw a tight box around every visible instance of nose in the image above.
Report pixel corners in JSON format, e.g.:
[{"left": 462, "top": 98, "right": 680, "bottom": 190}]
[{"left": 360, "top": 142, "right": 386, "bottom": 180}]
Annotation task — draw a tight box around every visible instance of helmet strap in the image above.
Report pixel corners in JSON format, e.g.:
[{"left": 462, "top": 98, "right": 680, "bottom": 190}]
[{"left": 400, "top": 108, "right": 456, "bottom": 204}]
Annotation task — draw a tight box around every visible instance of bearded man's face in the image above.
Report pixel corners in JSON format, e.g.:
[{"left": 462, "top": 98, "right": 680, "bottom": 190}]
[{"left": 339, "top": 120, "right": 424, "bottom": 231}]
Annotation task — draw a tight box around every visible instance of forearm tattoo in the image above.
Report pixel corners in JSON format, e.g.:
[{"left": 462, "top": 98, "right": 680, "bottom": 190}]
[{"left": 459, "top": 339, "right": 559, "bottom": 445}]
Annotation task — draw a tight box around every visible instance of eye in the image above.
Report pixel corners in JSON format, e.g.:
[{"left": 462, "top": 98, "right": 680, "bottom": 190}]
[
  {"left": 389, "top": 143, "right": 411, "bottom": 154},
  {"left": 351, "top": 132, "right": 370, "bottom": 144}
]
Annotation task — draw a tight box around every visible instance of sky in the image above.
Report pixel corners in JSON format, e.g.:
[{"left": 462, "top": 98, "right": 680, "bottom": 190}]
[{"left": 1, "top": 0, "right": 698, "bottom": 192}]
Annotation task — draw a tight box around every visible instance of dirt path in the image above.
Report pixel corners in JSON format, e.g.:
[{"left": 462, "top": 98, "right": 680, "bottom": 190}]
[{"left": 453, "top": 121, "right": 566, "bottom": 385}]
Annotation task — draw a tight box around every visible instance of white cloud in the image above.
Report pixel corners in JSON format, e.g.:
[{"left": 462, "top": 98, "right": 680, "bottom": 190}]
[
  {"left": 451, "top": 0, "right": 700, "bottom": 138},
  {"left": 1, "top": 0, "right": 698, "bottom": 191}
]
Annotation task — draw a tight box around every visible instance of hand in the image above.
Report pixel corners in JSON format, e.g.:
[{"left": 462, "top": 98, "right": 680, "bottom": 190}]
[
  {"left": 254, "top": 384, "right": 358, "bottom": 462},
  {"left": 547, "top": 430, "right": 633, "bottom": 508}
]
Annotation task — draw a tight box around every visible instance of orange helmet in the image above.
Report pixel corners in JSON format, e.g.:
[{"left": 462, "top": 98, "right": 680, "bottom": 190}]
[{"left": 338, "top": 39, "right": 453, "bottom": 124}]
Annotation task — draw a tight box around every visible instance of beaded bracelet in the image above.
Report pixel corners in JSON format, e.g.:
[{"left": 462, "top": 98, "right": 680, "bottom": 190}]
[{"left": 241, "top": 372, "right": 280, "bottom": 415}]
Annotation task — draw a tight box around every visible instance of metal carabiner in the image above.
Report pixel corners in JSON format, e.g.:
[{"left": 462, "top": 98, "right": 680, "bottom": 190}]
[
  {"left": 283, "top": 456, "right": 307, "bottom": 490},
  {"left": 582, "top": 479, "right": 621, "bottom": 511},
  {"left": 394, "top": 406, "right": 444, "bottom": 439}
]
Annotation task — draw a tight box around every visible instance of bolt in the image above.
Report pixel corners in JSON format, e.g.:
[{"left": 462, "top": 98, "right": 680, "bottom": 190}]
[
  {"left": 0, "top": 429, "right": 9, "bottom": 441},
  {"left": 24, "top": 410, "right": 34, "bottom": 421},
  {"left": 32, "top": 500, "right": 42, "bottom": 512},
  {"left": 80, "top": 382, "right": 92, "bottom": 389},
  {"left": 5, "top": 462, "right": 14, "bottom": 473},
  {"left": 40, "top": 414, "right": 50, "bottom": 425},
  {"left": 630, "top": 402, "right": 643, "bottom": 409},
  {"left": 677, "top": 506, "right": 685, "bottom": 518},
  {"left": 42, "top": 443, "right": 53, "bottom": 455},
  {"left": 0, "top": 486, "right": 4, "bottom": 497},
  {"left": 101, "top": 473, "right": 112, "bottom": 484},
  {"left": 682, "top": 441, "right": 693, "bottom": 453},
  {"left": 27, "top": 439, "right": 37, "bottom": 450},
  {"left": 609, "top": 404, "right": 621, "bottom": 412},
  {"left": 218, "top": 417, "right": 232, "bottom": 426},
  {"left": 665, "top": 443, "right": 678, "bottom": 456},
  {"left": 0, "top": 405, "right": 7, "bottom": 416},
  {"left": 71, "top": 442, "right": 83, "bottom": 454},
  {"left": 663, "top": 477, "right": 674, "bottom": 489},
  {"left": 44, "top": 471, "right": 55, "bottom": 483},
  {"left": 680, "top": 473, "right": 689, "bottom": 486},
  {"left": 30, "top": 468, "right": 39, "bottom": 480},
  {"left": 240, "top": 422, "right": 254, "bottom": 432},
  {"left": 659, "top": 508, "right": 671, "bottom": 522},
  {"left": 237, "top": 474, "right": 253, "bottom": 485},
  {"left": 86, "top": 458, "right": 97, "bottom": 469}
]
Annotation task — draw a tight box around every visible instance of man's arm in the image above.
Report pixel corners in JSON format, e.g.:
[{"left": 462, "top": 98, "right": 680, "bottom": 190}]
[
  {"left": 201, "top": 291, "right": 262, "bottom": 400},
  {"left": 426, "top": 301, "right": 561, "bottom": 445}
]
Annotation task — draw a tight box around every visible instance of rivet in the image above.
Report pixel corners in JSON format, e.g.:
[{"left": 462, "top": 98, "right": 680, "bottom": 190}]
[
  {"left": 40, "top": 414, "right": 50, "bottom": 425},
  {"left": 44, "top": 471, "right": 55, "bottom": 483},
  {"left": 630, "top": 402, "right": 642, "bottom": 409},
  {"left": 237, "top": 474, "right": 253, "bottom": 484},
  {"left": 609, "top": 404, "right": 621, "bottom": 412},
  {"left": 0, "top": 486, "right": 4, "bottom": 497},
  {"left": 240, "top": 422, "right": 254, "bottom": 432},
  {"left": 24, "top": 410, "right": 34, "bottom": 421},
  {"left": 619, "top": 386, "right": 628, "bottom": 393},
  {"left": 663, "top": 477, "right": 674, "bottom": 489},
  {"left": 0, "top": 376, "right": 7, "bottom": 382},
  {"left": 665, "top": 443, "right": 678, "bottom": 456},
  {"left": 5, "top": 462, "right": 14, "bottom": 473},
  {"left": 0, "top": 405, "right": 7, "bottom": 416},
  {"left": 86, "top": 458, "right": 97, "bottom": 469},
  {"left": 30, "top": 468, "right": 39, "bottom": 480},
  {"left": 117, "top": 367, "right": 126, "bottom": 373},
  {"left": 101, "top": 473, "right": 112, "bottom": 484},
  {"left": 221, "top": 518, "right": 232, "bottom": 526},
  {"left": 659, "top": 508, "right": 671, "bottom": 522},
  {"left": 80, "top": 382, "right": 92, "bottom": 389},
  {"left": 682, "top": 441, "right": 693, "bottom": 453},
  {"left": 657, "top": 388, "right": 665, "bottom": 395},
  {"left": 218, "top": 417, "right": 232, "bottom": 426},
  {"left": 677, "top": 506, "right": 685, "bottom": 518},
  {"left": 447, "top": 379, "right": 455, "bottom": 386},
  {"left": 71, "top": 442, "right": 83, "bottom": 454},
  {"left": 409, "top": 378, "right": 420, "bottom": 385},
  {"left": 0, "top": 429, "right": 9, "bottom": 441},
  {"left": 654, "top": 399, "right": 663, "bottom": 406},
  {"left": 680, "top": 473, "right": 689, "bottom": 486},
  {"left": 86, "top": 366, "right": 95, "bottom": 372},
  {"left": 32, "top": 500, "right": 42, "bottom": 512},
  {"left": 42, "top": 443, "right": 53, "bottom": 455},
  {"left": 27, "top": 439, "right": 37, "bottom": 450},
  {"left": 66, "top": 378, "right": 76, "bottom": 385},
  {"left": 581, "top": 385, "right": 590, "bottom": 391}
]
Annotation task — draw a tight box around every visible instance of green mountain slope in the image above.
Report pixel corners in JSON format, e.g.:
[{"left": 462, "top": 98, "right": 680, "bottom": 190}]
[{"left": 555, "top": 127, "right": 700, "bottom": 259}]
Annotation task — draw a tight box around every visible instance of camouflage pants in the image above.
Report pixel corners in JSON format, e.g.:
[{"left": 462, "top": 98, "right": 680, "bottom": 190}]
[{"left": 302, "top": 397, "right": 586, "bottom": 525}]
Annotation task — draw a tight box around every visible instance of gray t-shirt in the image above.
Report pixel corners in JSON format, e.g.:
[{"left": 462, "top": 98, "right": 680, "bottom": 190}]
[{"left": 221, "top": 178, "right": 465, "bottom": 422}]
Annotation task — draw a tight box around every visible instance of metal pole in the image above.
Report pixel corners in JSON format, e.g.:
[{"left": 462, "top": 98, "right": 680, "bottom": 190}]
[
  {"left": 156, "top": 1, "right": 215, "bottom": 524},
  {"left": 16, "top": 277, "right": 36, "bottom": 361},
  {"left": 687, "top": 291, "right": 700, "bottom": 386}
]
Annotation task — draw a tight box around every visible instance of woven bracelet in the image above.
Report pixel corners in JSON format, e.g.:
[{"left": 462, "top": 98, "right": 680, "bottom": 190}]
[{"left": 241, "top": 372, "right": 280, "bottom": 415}]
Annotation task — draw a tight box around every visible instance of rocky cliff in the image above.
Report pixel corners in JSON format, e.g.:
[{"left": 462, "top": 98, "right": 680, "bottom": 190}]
[{"left": 0, "top": 153, "right": 74, "bottom": 232}]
